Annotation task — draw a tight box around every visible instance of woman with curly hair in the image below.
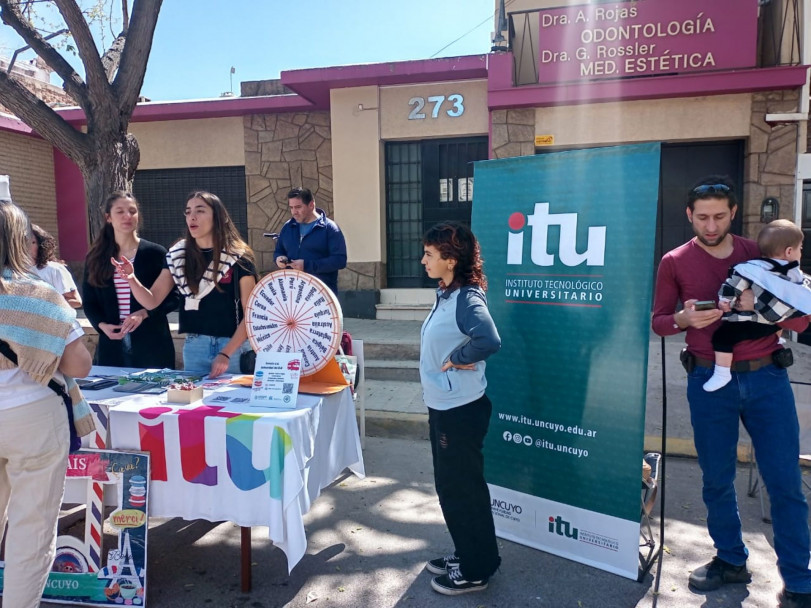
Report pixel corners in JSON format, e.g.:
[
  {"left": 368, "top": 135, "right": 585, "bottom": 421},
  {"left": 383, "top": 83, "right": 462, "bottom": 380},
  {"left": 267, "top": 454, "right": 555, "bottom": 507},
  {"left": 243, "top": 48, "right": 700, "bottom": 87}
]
[
  {"left": 29, "top": 224, "right": 82, "bottom": 308},
  {"left": 419, "top": 221, "right": 502, "bottom": 596},
  {"left": 113, "top": 191, "right": 257, "bottom": 378}
]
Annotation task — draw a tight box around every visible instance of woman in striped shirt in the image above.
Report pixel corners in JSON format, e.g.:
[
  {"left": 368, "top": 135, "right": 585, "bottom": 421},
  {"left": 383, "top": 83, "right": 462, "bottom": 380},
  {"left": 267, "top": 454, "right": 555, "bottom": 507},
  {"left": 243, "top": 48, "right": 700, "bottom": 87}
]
[
  {"left": 83, "top": 191, "right": 179, "bottom": 368},
  {"left": 112, "top": 191, "right": 257, "bottom": 378}
]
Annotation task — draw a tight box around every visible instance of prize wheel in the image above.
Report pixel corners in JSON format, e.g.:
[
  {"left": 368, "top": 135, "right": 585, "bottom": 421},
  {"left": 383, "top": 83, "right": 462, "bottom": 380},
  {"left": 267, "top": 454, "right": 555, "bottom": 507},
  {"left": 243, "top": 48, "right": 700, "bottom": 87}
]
[{"left": 245, "top": 269, "right": 343, "bottom": 376}]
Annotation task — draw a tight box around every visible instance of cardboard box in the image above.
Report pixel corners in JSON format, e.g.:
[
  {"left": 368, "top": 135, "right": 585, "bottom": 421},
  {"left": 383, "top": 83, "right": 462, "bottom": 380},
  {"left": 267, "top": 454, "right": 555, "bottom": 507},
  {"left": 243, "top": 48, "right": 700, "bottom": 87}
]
[{"left": 166, "top": 386, "right": 203, "bottom": 403}]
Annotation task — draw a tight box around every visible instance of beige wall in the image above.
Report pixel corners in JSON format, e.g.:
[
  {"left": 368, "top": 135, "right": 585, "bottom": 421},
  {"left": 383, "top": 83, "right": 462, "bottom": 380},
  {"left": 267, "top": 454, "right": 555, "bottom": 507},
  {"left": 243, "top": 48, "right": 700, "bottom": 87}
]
[
  {"left": 380, "top": 80, "right": 488, "bottom": 140},
  {"left": 130, "top": 117, "right": 244, "bottom": 170},
  {"left": 331, "top": 80, "right": 489, "bottom": 266},
  {"left": 331, "top": 86, "right": 385, "bottom": 263},
  {"left": 535, "top": 94, "right": 752, "bottom": 148},
  {"left": 0, "top": 130, "right": 58, "bottom": 239}
]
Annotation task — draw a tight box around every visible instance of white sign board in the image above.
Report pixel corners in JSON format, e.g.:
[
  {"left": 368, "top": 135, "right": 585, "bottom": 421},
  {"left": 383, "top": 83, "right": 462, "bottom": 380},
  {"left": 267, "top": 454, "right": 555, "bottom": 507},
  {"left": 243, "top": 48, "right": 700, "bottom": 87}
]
[{"left": 250, "top": 351, "right": 302, "bottom": 408}]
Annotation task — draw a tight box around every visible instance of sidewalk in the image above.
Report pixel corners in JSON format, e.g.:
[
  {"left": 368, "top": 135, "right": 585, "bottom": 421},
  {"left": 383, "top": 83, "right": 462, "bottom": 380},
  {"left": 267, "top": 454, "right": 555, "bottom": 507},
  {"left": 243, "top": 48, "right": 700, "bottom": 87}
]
[
  {"left": 43, "top": 438, "right": 795, "bottom": 608},
  {"left": 51, "top": 317, "right": 811, "bottom": 608}
]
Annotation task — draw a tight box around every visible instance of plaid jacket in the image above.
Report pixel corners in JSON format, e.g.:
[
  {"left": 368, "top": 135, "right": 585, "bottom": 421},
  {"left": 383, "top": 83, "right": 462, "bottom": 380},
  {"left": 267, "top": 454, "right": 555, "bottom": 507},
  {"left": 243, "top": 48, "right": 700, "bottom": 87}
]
[{"left": 719, "top": 258, "right": 809, "bottom": 324}]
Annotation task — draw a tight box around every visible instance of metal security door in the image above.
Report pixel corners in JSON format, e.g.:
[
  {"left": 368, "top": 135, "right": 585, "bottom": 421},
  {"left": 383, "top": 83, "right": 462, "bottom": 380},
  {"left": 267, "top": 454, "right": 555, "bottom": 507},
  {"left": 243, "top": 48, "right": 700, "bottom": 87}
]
[
  {"left": 133, "top": 166, "right": 248, "bottom": 249},
  {"left": 385, "top": 137, "right": 488, "bottom": 287},
  {"left": 657, "top": 141, "right": 744, "bottom": 264}
]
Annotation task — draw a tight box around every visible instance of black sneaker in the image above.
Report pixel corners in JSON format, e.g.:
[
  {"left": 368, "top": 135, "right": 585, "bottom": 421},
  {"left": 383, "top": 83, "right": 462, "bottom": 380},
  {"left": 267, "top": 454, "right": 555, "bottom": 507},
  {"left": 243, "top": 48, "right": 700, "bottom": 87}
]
[
  {"left": 431, "top": 563, "right": 488, "bottom": 595},
  {"left": 688, "top": 556, "right": 751, "bottom": 591},
  {"left": 779, "top": 589, "right": 811, "bottom": 608},
  {"left": 425, "top": 553, "right": 459, "bottom": 575}
]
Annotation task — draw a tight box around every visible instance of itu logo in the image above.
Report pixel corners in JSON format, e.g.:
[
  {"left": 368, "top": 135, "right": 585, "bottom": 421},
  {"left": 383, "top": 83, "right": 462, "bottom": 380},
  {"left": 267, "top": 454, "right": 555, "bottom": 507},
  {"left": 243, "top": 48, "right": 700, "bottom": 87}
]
[
  {"left": 548, "top": 515, "right": 579, "bottom": 540},
  {"left": 507, "top": 203, "right": 606, "bottom": 267}
]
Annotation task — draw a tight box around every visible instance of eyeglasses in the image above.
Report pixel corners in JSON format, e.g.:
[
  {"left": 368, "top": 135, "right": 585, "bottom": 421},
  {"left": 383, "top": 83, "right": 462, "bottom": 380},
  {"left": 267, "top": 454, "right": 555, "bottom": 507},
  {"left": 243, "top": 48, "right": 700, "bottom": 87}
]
[{"left": 692, "top": 184, "right": 731, "bottom": 195}]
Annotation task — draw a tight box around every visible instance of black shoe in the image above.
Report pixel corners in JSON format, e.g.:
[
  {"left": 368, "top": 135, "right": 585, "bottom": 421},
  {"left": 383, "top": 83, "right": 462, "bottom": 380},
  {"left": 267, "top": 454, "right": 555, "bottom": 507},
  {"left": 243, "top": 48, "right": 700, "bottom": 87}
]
[
  {"left": 425, "top": 553, "right": 459, "bottom": 575},
  {"left": 779, "top": 589, "right": 811, "bottom": 608},
  {"left": 688, "top": 556, "right": 751, "bottom": 591},
  {"left": 431, "top": 564, "right": 488, "bottom": 595}
]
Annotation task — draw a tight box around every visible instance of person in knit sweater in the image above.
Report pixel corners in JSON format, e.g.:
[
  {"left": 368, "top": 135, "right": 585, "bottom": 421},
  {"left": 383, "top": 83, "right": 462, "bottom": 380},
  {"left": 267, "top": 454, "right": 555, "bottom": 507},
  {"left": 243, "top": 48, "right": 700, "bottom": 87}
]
[{"left": 0, "top": 202, "right": 92, "bottom": 608}]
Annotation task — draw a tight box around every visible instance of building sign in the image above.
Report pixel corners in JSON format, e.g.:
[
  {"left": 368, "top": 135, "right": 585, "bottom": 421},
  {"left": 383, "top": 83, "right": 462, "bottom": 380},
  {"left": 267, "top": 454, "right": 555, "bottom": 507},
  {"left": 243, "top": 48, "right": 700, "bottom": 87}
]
[{"left": 537, "top": 0, "right": 757, "bottom": 84}]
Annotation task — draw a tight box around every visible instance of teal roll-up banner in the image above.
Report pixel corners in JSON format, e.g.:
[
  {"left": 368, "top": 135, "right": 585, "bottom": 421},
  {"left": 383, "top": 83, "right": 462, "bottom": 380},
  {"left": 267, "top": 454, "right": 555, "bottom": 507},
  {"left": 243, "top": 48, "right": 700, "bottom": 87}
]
[{"left": 473, "top": 143, "right": 661, "bottom": 579}]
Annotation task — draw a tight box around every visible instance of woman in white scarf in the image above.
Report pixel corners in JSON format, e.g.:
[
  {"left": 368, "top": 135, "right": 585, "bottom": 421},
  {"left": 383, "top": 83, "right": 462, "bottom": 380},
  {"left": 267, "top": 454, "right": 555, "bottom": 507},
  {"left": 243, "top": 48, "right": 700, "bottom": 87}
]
[{"left": 114, "top": 191, "right": 257, "bottom": 378}]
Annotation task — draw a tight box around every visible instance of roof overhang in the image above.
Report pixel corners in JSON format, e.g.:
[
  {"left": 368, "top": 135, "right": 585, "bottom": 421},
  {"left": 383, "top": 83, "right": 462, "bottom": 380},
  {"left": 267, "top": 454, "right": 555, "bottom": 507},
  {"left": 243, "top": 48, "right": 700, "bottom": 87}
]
[{"left": 281, "top": 54, "right": 488, "bottom": 107}]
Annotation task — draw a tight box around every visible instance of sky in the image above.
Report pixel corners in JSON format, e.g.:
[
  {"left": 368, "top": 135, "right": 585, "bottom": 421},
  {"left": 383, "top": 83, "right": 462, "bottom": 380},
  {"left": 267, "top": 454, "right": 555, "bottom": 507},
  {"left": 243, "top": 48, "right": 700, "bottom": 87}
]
[{"left": 0, "top": 0, "right": 499, "bottom": 102}]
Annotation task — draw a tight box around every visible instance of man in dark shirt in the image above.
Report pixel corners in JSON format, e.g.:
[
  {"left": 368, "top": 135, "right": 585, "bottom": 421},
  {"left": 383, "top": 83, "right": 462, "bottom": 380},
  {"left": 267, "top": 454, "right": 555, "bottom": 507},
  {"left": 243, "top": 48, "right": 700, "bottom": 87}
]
[
  {"left": 652, "top": 176, "right": 811, "bottom": 608},
  {"left": 274, "top": 187, "right": 347, "bottom": 294}
]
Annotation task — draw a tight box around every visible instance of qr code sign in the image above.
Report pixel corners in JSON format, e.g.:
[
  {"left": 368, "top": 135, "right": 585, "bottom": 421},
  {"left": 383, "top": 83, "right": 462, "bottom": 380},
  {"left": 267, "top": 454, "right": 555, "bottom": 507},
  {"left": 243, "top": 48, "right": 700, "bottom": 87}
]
[{"left": 282, "top": 383, "right": 294, "bottom": 394}]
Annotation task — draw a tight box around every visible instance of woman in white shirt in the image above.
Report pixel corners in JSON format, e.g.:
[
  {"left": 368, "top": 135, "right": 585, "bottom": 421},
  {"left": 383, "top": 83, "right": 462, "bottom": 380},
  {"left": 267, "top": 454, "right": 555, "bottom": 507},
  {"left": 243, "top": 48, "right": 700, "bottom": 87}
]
[{"left": 30, "top": 223, "right": 82, "bottom": 308}]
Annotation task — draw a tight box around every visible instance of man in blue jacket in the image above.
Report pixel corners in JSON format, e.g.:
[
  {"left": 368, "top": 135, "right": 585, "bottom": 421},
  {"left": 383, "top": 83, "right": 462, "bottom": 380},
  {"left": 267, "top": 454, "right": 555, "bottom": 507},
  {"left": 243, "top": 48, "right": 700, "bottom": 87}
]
[{"left": 274, "top": 187, "right": 347, "bottom": 294}]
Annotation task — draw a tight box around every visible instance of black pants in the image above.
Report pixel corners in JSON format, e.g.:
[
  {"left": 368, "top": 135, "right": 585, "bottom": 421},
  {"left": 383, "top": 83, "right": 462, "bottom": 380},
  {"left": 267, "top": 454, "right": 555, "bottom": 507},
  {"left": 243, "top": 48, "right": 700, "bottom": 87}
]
[
  {"left": 711, "top": 321, "right": 780, "bottom": 353},
  {"left": 429, "top": 394, "right": 501, "bottom": 581}
]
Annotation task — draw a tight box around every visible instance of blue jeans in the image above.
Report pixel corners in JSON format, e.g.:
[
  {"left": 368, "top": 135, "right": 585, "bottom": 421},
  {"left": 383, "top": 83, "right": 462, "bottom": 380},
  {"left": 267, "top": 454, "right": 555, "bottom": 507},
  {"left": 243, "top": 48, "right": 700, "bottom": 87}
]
[
  {"left": 687, "top": 363, "right": 811, "bottom": 592},
  {"left": 182, "top": 334, "right": 250, "bottom": 375}
]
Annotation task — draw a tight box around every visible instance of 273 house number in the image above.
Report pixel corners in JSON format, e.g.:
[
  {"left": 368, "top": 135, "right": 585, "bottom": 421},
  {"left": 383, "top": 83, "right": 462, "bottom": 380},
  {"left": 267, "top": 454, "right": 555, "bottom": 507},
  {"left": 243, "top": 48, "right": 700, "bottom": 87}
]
[{"left": 408, "top": 94, "right": 465, "bottom": 120}]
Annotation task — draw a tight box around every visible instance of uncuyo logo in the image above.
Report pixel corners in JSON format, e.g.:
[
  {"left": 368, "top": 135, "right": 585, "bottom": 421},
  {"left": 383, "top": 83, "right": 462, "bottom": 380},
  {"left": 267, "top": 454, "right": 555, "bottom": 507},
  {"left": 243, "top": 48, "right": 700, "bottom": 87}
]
[
  {"left": 492, "top": 498, "right": 523, "bottom": 514},
  {"left": 507, "top": 203, "right": 606, "bottom": 267}
]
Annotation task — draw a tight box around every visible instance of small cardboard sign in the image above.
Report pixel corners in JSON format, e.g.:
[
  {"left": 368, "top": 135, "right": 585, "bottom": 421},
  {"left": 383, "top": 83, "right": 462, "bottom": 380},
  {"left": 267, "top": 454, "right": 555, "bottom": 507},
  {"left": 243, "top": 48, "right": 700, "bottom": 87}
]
[{"left": 250, "top": 351, "right": 302, "bottom": 407}]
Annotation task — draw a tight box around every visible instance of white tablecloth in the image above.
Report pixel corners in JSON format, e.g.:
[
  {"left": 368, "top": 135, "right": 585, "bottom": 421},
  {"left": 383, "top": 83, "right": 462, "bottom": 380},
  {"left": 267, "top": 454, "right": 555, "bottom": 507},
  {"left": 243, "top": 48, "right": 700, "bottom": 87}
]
[{"left": 91, "top": 381, "right": 363, "bottom": 572}]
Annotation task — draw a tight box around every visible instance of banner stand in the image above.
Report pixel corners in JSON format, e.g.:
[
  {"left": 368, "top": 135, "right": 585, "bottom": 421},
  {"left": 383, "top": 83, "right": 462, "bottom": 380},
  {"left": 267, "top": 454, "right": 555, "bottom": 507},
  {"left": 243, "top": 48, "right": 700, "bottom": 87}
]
[{"left": 638, "top": 172, "right": 672, "bottom": 589}]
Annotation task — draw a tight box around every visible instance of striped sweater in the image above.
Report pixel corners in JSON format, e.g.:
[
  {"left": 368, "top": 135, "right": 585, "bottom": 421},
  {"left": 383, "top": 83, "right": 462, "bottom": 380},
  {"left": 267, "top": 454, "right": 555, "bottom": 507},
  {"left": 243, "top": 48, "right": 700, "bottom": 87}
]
[
  {"left": 166, "top": 239, "right": 243, "bottom": 311},
  {"left": 0, "top": 270, "right": 94, "bottom": 436}
]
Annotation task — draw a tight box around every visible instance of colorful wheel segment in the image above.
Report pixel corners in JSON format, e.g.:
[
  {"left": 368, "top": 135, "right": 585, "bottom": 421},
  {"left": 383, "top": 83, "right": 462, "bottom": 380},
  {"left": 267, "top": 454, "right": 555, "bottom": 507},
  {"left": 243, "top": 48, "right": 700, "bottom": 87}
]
[{"left": 245, "top": 269, "right": 343, "bottom": 376}]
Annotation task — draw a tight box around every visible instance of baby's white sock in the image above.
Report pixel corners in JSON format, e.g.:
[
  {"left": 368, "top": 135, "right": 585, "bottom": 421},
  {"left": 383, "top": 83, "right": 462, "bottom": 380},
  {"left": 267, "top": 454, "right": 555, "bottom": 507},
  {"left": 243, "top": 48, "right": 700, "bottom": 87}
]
[{"left": 703, "top": 365, "right": 732, "bottom": 392}]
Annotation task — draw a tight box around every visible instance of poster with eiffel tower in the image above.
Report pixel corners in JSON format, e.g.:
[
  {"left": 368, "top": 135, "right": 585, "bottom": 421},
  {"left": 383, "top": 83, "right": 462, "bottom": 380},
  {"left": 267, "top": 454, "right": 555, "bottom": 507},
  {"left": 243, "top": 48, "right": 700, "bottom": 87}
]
[{"left": 0, "top": 449, "right": 151, "bottom": 606}]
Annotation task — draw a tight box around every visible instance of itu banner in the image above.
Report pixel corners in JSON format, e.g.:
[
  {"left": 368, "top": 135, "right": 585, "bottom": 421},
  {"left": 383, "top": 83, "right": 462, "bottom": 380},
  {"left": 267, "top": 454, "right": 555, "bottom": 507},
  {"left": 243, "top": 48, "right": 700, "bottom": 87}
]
[{"left": 473, "top": 143, "right": 660, "bottom": 579}]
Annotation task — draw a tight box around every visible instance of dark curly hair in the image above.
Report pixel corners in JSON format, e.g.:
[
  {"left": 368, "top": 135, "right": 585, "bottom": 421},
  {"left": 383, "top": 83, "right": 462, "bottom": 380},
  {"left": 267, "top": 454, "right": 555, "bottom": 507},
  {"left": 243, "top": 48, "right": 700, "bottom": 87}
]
[
  {"left": 423, "top": 221, "right": 487, "bottom": 291},
  {"left": 31, "top": 224, "right": 59, "bottom": 269}
]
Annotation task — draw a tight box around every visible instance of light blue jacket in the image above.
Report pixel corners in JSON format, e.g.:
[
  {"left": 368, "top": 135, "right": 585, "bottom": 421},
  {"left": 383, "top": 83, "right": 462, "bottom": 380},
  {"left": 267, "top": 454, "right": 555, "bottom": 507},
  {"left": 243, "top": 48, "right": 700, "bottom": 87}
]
[{"left": 419, "top": 285, "right": 501, "bottom": 410}]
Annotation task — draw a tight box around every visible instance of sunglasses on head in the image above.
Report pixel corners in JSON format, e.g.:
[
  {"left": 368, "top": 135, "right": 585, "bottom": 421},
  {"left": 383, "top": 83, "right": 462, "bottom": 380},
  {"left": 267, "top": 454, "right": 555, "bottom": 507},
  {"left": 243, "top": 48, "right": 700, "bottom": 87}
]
[{"left": 692, "top": 184, "right": 731, "bottom": 195}]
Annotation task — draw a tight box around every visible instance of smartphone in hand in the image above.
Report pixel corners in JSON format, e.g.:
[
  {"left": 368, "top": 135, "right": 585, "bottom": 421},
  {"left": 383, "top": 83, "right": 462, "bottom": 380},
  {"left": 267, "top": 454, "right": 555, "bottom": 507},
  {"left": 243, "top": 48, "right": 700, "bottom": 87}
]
[{"left": 694, "top": 300, "right": 716, "bottom": 311}]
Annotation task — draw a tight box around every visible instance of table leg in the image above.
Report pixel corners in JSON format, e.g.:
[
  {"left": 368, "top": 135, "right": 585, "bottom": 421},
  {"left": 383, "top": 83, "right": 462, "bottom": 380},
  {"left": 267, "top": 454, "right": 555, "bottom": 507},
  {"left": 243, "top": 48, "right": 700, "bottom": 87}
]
[{"left": 241, "top": 526, "right": 252, "bottom": 592}]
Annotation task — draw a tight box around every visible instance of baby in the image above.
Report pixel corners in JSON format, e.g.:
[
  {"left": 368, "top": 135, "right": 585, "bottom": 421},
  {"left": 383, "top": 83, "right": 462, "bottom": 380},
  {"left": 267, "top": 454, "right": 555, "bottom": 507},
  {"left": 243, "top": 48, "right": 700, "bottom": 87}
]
[{"left": 704, "top": 219, "right": 811, "bottom": 392}]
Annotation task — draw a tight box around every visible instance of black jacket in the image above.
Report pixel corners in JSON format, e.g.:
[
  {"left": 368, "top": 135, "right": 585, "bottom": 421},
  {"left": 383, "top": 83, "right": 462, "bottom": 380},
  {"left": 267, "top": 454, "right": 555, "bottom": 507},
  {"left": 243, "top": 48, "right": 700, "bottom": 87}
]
[{"left": 83, "top": 239, "right": 179, "bottom": 368}]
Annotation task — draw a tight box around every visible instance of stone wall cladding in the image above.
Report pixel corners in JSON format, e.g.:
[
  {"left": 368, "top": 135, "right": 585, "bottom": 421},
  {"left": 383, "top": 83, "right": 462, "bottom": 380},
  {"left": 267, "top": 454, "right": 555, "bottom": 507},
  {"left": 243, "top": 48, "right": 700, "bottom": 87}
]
[
  {"left": 244, "top": 109, "right": 334, "bottom": 273},
  {"left": 492, "top": 109, "right": 536, "bottom": 158},
  {"left": 744, "top": 90, "right": 800, "bottom": 239},
  {"left": 340, "top": 261, "right": 385, "bottom": 292}
]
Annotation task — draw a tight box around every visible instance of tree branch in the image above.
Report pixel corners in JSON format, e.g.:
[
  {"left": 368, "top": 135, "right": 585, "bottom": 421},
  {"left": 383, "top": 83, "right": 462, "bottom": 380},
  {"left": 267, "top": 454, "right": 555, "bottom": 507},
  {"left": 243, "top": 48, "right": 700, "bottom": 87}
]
[
  {"left": 0, "top": 71, "right": 89, "bottom": 163},
  {"left": 0, "top": 1, "right": 89, "bottom": 110},
  {"left": 101, "top": 32, "right": 126, "bottom": 81},
  {"left": 53, "top": 0, "right": 109, "bottom": 91},
  {"left": 112, "top": 0, "right": 162, "bottom": 120}
]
